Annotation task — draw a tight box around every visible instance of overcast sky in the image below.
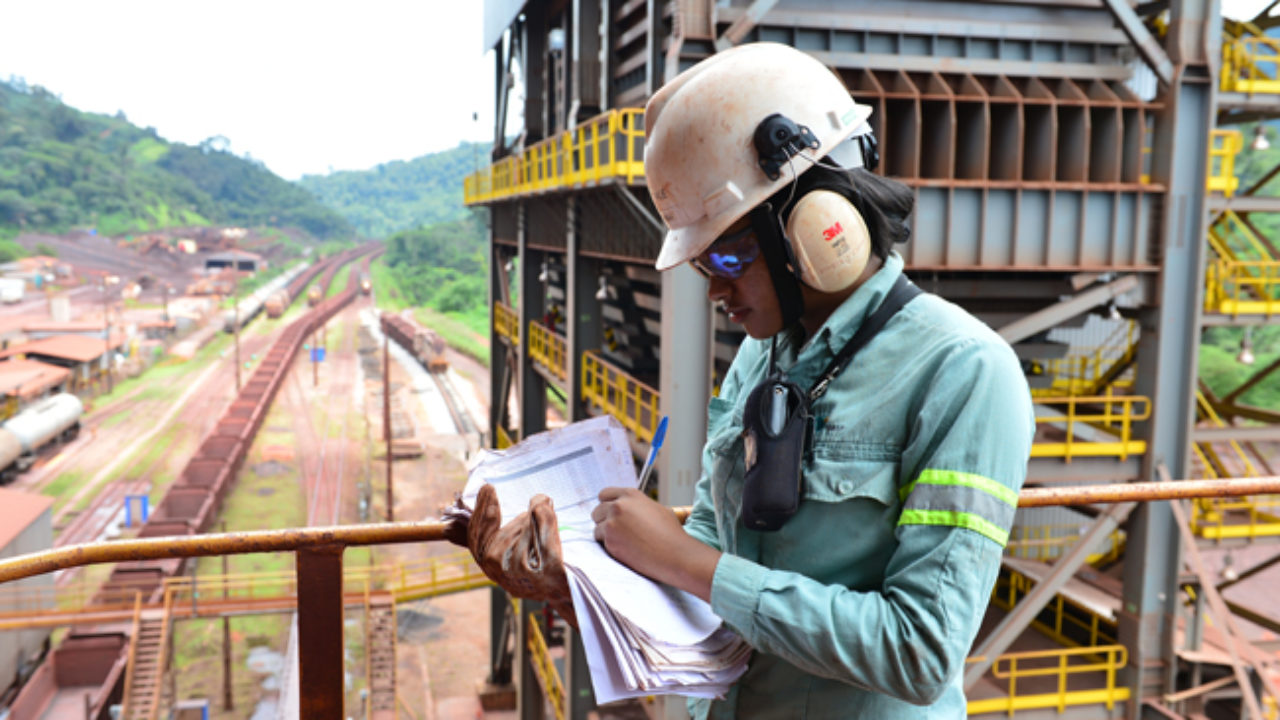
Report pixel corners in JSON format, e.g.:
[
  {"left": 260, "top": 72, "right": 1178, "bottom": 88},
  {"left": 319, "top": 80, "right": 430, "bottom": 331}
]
[
  {"left": 0, "top": 1, "right": 494, "bottom": 180},
  {"left": 0, "top": 2, "right": 1270, "bottom": 182}
]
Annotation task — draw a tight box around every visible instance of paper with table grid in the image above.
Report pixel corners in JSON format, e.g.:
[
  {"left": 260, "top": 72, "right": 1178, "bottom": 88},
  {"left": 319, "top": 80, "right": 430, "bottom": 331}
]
[{"left": 461, "top": 415, "right": 750, "bottom": 703}]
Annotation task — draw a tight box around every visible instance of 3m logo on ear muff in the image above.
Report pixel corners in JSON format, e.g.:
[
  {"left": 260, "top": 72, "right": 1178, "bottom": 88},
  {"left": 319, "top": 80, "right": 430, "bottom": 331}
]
[{"left": 784, "top": 189, "right": 872, "bottom": 293}]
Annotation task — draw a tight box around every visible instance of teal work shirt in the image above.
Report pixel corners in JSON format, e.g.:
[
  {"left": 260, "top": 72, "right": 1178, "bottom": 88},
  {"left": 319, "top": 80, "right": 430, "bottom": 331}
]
[{"left": 685, "top": 253, "right": 1034, "bottom": 719}]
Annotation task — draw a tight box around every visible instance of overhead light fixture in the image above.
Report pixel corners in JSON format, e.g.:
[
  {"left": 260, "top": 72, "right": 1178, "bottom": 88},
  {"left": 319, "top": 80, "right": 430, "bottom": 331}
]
[
  {"left": 595, "top": 275, "right": 612, "bottom": 301},
  {"left": 1107, "top": 301, "right": 1122, "bottom": 322},
  {"left": 1253, "top": 124, "right": 1271, "bottom": 152},
  {"left": 1238, "top": 326, "right": 1256, "bottom": 366},
  {"left": 538, "top": 261, "right": 549, "bottom": 283},
  {"left": 504, "top": 259, "right": 514, "bottom": 273},
  {"left": 1221, "top": 552, "right": 1239, "bottom": 583}
]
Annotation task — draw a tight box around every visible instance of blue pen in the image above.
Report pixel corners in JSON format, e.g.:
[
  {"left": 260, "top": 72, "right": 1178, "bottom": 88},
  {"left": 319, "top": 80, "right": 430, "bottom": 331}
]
[{"left": 637, "top": 416, "right": 668, "bottom": 493}]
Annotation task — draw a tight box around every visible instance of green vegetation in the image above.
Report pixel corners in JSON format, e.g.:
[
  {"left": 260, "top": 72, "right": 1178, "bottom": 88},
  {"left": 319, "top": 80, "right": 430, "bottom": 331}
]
[
  {"left": 0, "top": 78, "right": 352, "bottom": 240},
  {"left": 298, "top": 142, "right": 486, "bottom": 237},
  {"left": 1200, "top": 325, "right": 1280, "bottom": 410}
]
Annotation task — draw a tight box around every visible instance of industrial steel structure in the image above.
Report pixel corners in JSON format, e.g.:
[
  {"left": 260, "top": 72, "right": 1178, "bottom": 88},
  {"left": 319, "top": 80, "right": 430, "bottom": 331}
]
[{"left": 464, "top": 1, "right": 1280, "bottom": 717}]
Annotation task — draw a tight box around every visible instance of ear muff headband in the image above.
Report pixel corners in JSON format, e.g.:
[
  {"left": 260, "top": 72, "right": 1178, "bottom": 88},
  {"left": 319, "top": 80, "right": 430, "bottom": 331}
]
[{"left": 784, "top": 189, "right": 872, "bottom": 293}]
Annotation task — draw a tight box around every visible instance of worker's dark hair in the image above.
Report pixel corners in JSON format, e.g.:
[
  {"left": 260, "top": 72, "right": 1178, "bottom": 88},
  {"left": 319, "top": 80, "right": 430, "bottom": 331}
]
[{"left": 773, "top": 164, "right": 914, "bottom": 260}]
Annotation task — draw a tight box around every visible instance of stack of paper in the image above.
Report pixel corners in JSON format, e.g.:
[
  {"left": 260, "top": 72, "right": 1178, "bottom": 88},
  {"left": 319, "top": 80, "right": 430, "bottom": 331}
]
[{"left": 461, "top": 416, "right": 750, "bottom": 703}]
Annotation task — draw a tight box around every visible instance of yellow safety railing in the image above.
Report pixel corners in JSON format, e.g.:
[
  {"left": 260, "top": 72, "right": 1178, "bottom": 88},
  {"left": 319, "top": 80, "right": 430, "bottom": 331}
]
[
  {"left": 1005, "top": 524, "right": 1125, "bottom": 566},
  {"left": 1210, "top": 209, "right": 1275, "bottom": 263},
  {"left": 1031, "top": 395, "right": 1151, "bottom": 461},
  {"left": 581, "top": 350, "right": 661, "bottom": 443},
  {"left": 1222, "top": 34, "right": 1280, "bottom": 95},
  {"left": 119, "top": 591, "right": 144, "bottom": 717},
  {"left": 1206, "top": 258, "right": 1280, "bottom": 316},
  {"left": 1028, "top": 326, "right": 1137, "bottom": 399},
  {"left": 494, "top": 302, "right": 520, "bottom": 344},
  {"left": 496, "top": 425, "right": 514, "bottom": 449},
  {"left": 991, "top": 567, "right": 1118, "bottom": 650},
  {"left": 1207, "top": 129, "right": 1242, "bottom": 197},
  {"left": 1191, "top": 493, "right": 1280, "bottom": 539},
  {"left": 528, "top": 321, "right": 568, "bottom": 383},
  {"left": 527, "top": 610, "right": 567, "bottom": 720},
  {"left": 1194, "top": 391, "right": 1259, "bottom": 478},
  {"left": 464, "top": 108, "right": 647, "bottom": 205},
  {"left": 967, "top": 645, "right": 1130, "bottom": 716}
]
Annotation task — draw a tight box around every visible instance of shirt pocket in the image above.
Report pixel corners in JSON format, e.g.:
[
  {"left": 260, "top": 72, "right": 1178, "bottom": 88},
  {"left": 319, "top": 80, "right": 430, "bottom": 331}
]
[{"left": 802, "top": 451, "right": 900, "bottom": 507}]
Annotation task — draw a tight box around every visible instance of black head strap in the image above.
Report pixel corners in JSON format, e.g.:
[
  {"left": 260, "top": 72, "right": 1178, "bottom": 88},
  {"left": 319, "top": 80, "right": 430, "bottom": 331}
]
[{"left": 749, "top": 203, "right": 805, "bottom": 332}]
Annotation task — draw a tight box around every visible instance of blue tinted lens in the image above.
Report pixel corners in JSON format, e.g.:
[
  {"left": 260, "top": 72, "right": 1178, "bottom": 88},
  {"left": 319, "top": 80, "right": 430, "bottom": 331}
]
[{"left": 694, "top": 227, "right": 760, "bottom": 279}]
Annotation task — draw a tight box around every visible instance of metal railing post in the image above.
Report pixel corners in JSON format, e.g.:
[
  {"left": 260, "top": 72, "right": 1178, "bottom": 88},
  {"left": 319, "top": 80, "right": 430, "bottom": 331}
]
[{"left": 297, "top": 544, "right": 345, "bottom": 719}]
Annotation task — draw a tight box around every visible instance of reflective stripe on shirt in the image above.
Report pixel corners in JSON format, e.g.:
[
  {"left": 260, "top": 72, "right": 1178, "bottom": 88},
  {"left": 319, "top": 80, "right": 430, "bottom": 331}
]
[{"left": 898, "top": 469, "right": 1018, "bottom": 546}]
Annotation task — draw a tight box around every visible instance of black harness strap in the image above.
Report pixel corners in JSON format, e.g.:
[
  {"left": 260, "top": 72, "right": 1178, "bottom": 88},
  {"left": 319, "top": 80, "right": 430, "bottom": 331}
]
[{"left": 809, "top": 273, "right": 922, "bottom": 400}]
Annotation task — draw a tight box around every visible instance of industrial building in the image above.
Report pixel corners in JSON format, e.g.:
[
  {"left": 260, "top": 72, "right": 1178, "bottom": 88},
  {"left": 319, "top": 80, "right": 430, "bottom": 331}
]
[{"left": 463, "top": 0, "right": 1280, "bottom": 717}]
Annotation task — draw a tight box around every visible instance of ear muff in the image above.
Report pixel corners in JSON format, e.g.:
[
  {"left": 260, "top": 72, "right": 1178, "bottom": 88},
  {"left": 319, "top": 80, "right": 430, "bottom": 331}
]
[{"left": 783, "top": 189, "right": 872, "bottom": 293}]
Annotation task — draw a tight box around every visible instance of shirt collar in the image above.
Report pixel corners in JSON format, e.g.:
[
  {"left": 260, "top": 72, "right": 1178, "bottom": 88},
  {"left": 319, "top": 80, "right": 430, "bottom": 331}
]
[{"left": 809, "top": 252, "right": 905, "bottom": 357}]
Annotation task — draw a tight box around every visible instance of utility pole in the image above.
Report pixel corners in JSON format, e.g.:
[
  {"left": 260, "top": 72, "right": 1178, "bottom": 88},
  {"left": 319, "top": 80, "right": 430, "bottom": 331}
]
[
  {"left": 101, "top": 276, "right": 113, "bottom": 394},
  {"left": 383, "top": 323, "right": 393, "bottom": 522},
  {"left": 232, "top": 278, "right": 241, "bottom": 392},
  {"left": 221, "top": 521, "right": 233, "bottom": 711}
]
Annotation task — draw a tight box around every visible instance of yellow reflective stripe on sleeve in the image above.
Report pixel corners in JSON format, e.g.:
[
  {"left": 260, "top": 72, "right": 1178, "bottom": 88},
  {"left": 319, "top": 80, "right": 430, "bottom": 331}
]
[
  {"left": 898, "top": 508, "right": 1010, "bottom": 547},
  {"left": 898, "top": 468, "right": 1018, "bottom": 506}
]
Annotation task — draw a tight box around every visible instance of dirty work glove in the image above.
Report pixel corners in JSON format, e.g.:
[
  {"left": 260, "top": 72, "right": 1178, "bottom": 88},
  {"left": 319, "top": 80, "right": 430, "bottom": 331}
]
[{"left": 467, "top": 483, "right": 577, "bottom": 628}]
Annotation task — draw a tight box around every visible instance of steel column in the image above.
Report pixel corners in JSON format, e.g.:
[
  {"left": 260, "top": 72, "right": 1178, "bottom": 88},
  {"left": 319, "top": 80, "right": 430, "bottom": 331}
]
[
  {"left": 566, "top": 197, "right": 602, "bottom": 423},
  {"left": 517, "top": 603, "right": 546, "bottom": 720},
  {"left": 518, "top": 204, "right": 548, "bottom": 439},
  {"left": 657, "top": 264, "right": 710, "bottom": 508},
  {"left": 296, "top": 545, "right": 344, "bottom": 720},
  {"left": 1123, "top": 0, "right": 1218, "bottom": 709}
]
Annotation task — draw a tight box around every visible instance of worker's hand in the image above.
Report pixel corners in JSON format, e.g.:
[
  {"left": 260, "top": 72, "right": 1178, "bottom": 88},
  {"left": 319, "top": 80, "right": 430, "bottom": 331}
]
[
  {"left": 592, "top": 487, "right": 720, "bottom": 602},
  {"left": 467, "top": 484, "right": 577, "bottom": 628}
]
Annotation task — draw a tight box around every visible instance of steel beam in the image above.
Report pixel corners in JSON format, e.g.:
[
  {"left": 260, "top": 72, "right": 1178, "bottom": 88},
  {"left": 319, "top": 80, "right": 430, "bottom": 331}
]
[
  {"left": 808, "top": 50, "right": 1132, "bottom": 81},
  {"left": 1123, "top": 3, "right": 1218, "bottom": 703},
  {"left": 566, "top": 198, "right": 603, "bottom": 423},
  {"left": 715, "top": 0, "right": 779, "bottom": 50},
  {"left": 1026, "top": 457, "right": 1142, "bottom": 484},
  {"left": 1193, "top": 425, "right": 1280, "bottom": 442},
  {"left": 1101, "top": 0, "right": 1174, "bottom": 86},
  {"left": 996, "top": 275, "right": 1139, "bottom": 344},
  {"left": 297, "top": 546, "right": 344, "bottom": 720},
  {"left": 518, "top": 204, "right": 548, "bottom": 440},
  {"left": 1224, "top": 353, "right": 1280, "bottom": 404},
  {"left": 1206, "top": 195, "right": 1280, "bottom": 213},
  {"left": 964, "top": 501, "right": 1137, "bottom": 690}
]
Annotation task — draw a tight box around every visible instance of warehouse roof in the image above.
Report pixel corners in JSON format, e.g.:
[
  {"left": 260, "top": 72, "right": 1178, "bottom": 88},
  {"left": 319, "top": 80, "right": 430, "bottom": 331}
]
[
  {"left": 0, "top": 358, "right": 71, "bottom": 399},
  {"left": 0, "top": 488, "right": 54, "bottom": 550},
  {"left": 0, "top": 333, "right": 127, "bottom": 364}
]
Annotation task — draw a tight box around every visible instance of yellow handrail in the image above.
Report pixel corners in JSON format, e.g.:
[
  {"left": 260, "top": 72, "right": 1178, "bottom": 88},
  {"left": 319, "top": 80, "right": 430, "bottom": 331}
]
[
  {"left": 967, "top": 645, "right": 1129, "bottom": 715},
  {"left": 1031, "top": 395, "right": 1151, "bottom": 461},
  {"left": 1207, "top": 129, "right": 1242, "bottom": 197},
  {"left": 991, "top": 567, "right": 1118, "bottom": 650},
  {"left": 1222, "top": 34, "right": 1280, "bottom": 94},
  {"left": 580, "top": 350, "right": 661, "bottom": 443},
  {"left": 1205, "top": 258, "right": 1280, "bottom": 316},
  {"left": 526, "top": 611, "right": 567, "bottom": 720},
  {"left": 494, "top": 302, "right": 520, "bottom": 344},
  {"left": 464, "top": 108, "right": 647, "bottom": 205},
  {"left": 1005, "top": 524, "right": 1125, "bottom": 566},
  {"left": 120, "top": 591, "right": 144, "bottom": 718},
  {"left": 528, "top": 322, "right": 568, "bottom": 383}
]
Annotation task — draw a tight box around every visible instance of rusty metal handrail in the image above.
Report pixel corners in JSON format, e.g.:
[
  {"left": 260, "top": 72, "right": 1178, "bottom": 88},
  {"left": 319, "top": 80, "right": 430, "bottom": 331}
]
[{"left": 12, "top": 478, "right": 1280, "bottom": 586}]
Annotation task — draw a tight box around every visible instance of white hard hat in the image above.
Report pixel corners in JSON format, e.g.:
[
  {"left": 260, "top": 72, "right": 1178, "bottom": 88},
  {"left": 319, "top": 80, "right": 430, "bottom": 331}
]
[{"left": 645, "top": 43, "right": 873, "bottom": 271}]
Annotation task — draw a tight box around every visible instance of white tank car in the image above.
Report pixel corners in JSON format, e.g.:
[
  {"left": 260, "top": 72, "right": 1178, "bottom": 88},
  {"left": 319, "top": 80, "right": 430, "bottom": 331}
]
[
  {"left": 3, "top": 392, "right": 84, "bottom": 454},
  {"left": 0, "top": 430, "right": 22, "bottom": 482}
]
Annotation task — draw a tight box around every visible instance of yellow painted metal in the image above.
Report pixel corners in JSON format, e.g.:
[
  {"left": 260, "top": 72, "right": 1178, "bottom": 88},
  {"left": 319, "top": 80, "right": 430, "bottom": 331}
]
[
  {"left": 1205, "top": 258, "right": 1280, "bottom": 316},
  {"left": 496, "top": 425, "right": 513, "bottom": 449},
  {"left": 1207, "top": 130, "right": 1242, "bottom": 197},
  {"left": 120, "top": 591, "right": 144, "bottom": 718},
  {"left": 1005, "top": 524, "right": 1125, "bottom": 566},
  {"left": 580, "top": 350, "right": 661, "bottom": 442},
  {"left": 527, "top": 611, "right": 567, "bottom": 720},
  {"left": 528, "top": 321, "right": 568, "bottom": 383},
  {"left": 1030, "top": 395, "right": 1151, "bottom": 461},
  {"left": 464, "top": 108, "right": 647, "bottom": 206},
  {"left": 990, "top": 567, "right": 1118, "bottom": 650},
  {"left": 1028, "top": 323, "right": 1137, "bottom": 398},
  {"left": 1221, "top": 34, "right": 1280, "bottom": 95},
  {"left": 494, "top": 302, "right": 519, "bottom": 344},
  {"left": 966, "top": 645, "right": 1130, "bottom": 716}
]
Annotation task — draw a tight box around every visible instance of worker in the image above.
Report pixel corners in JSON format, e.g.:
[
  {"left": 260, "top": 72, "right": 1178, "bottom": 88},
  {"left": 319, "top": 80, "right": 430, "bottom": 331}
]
[{"left": 465, "top": 42, "right": 1034, "bottom": 718}]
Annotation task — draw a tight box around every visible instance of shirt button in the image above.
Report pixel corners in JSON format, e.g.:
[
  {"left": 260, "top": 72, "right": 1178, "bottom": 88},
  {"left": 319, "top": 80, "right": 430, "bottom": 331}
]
[{"left": 838, "top": 480, "right": 853, "bottom": 494}]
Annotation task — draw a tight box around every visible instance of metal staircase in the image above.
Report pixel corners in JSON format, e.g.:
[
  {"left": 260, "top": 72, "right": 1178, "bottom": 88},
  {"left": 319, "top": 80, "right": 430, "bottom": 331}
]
[
  {"left": 365, "top": 591, "right": 398, "bottom": 720},
  {"left": 122, "top": 592, "right": 174, "bottom": 720}
]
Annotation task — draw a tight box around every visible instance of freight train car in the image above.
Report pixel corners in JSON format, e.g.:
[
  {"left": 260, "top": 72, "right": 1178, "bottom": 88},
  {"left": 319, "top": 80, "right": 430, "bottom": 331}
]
[
  {"left": 0, "top": 392, "right": 84, "bottom": 483},
  {"left": 381, "top": 312, "right": 448, "bottom": 372},
  {"left": 222, "top": 262, "right": 307, "bottom": 332}
]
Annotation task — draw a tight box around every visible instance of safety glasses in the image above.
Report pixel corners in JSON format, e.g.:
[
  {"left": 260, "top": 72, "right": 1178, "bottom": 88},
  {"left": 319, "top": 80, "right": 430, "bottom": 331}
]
[{"left": 691, "top": 225, "right": 761, "bottom": 280}]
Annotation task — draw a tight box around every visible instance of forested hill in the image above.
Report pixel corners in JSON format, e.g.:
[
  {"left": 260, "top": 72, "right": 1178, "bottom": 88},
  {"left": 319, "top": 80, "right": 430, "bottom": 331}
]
[
  {"left": 0, "top": 78, "right": 352, "bottom": 241},
  {"left": 298, "top": 142, "right": 486, "bottom": 238}
]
